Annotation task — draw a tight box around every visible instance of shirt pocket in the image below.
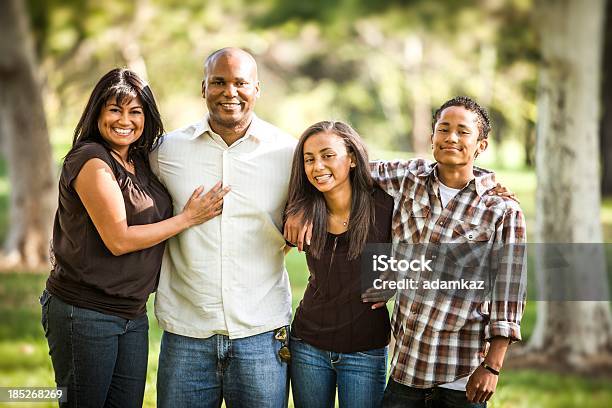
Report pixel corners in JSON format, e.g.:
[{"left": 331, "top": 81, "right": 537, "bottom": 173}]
[
  {"left": 437, "top": 222, "right": 494, "bottom": 304},
  {"left": 453, "top": 223, "right": 492, "bottom": 242},
  {"left": 447, "top": 222, "right": 494, "bottom": 267}
]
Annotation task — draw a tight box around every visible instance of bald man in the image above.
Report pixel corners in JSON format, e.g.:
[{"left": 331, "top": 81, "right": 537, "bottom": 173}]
[{"left": 151, "top": 48, "right": 296, "bottom": 407}]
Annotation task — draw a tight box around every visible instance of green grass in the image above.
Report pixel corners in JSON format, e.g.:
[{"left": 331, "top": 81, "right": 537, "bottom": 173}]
[
  {"left": 490, "top": 370, "right": 612, "bottom": 408},
  {"left": 1, "top": 262, "right": 611, "bottom": 407}
]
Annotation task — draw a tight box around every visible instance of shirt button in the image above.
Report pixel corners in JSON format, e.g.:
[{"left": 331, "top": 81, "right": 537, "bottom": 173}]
[
  {"left": 467, "top": 233, "right": 474, "bottom": 239},
  {"left": 439, "top": 221, "right": 444, "bottom": 226}
]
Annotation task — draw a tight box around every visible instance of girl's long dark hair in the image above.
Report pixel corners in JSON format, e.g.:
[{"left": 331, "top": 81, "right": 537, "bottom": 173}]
[
  {"left": 286, "top": 121, "right": 374, "bottom": 260},
  {"left": 69, "top": 68, "right": 164, "bottom": 164}
]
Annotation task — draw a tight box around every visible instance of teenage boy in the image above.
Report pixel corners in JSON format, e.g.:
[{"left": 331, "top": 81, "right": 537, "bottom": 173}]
[{"left": 371, "top": 96, "right": 526, "bottom": 407}]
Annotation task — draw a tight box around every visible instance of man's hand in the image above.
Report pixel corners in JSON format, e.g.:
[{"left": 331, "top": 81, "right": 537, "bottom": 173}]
[
  {"left": 492, "top": 182, "right": 520, "bottom": 204},
  {"left": 361, "top": 287, "right": 394, "bottom": 310},
  {"left": 284, "top": 211, "right": 313, "bottom": 252},
  {"left": 466, "top": 365, "right": 499, "bottom": 403}
]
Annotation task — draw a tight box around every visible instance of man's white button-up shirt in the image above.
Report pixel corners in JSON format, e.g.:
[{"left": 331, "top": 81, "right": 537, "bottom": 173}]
[{"left": 151, "top": 114, "right": 296, "bottom": 339}]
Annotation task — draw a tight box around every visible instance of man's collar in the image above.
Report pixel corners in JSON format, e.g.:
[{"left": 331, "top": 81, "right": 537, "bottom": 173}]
[
  {"left": 188, "top": 113, "right": 267, "bottom": 142},
  {"left": 419, "top": 162, "right": 497, "bottom": 196},
  {"left": 188, "top": 118, "right": 208, "bottom": 140}
]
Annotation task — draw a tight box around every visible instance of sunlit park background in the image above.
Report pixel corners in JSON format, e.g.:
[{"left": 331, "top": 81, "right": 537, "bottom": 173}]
[{"left": 1, "top": 0, "right": 612, "bottom": 407}]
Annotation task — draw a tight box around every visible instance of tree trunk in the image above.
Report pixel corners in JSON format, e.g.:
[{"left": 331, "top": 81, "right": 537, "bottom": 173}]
[
  {"left": 411, "top": 84, "right": 431, "bottom": 157},
  {"left": 0, "top": 0, "right": 56, "bottom": 269},
  {"left": 404, "top": 36, "right": 431, "bottom": 156},
  {"left": 600, "top": 0, "right": 612, "bottom": 196},
  {"left": 524, "top": 121, "right": 535, "bottom": 167},
  {"left": 530, "top": 0, "right": 612, "bottom": 365},
  {"left": 118, "top": 0, "right": 152, "bottom": 81}
]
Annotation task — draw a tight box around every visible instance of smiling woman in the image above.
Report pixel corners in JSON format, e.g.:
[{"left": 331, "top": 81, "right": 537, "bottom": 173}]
[
  {"left": 97, "top": 96, "right": 145, "bottom": 172},
  {"left": 40, "top": 68, "right": 229, "bottom": 408}
]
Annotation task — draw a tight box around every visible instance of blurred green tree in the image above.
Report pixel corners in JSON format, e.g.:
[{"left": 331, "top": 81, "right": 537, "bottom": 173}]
[
  {"left": 0, "top": 0, "right": 544, "bottom": 266},
  {"left": 0, "top": 0, "right": 55, "bottom": 269}
]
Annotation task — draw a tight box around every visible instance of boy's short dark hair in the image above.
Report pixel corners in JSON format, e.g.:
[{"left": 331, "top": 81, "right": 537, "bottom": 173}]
[{"left": 432, "top": 96, "right": 491, "bottom": 140}]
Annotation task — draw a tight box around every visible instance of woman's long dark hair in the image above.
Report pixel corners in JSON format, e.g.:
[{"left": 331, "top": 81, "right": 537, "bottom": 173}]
[
  {"left": 286, "top": 121, "right": 374, "bottom": 260},
  {"left": 69, "top": 68, "right": 164, "bottom": 163}
]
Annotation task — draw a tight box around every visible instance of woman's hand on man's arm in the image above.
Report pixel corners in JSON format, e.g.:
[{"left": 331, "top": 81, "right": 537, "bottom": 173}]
[{"left": 74, "top": 158, "right": 229, "bottom": 256}]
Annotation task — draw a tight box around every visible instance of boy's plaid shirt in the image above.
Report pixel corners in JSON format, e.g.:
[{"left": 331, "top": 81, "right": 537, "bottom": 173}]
[{"left": 370, "top": 159, "right": 527, "bottom": 388}]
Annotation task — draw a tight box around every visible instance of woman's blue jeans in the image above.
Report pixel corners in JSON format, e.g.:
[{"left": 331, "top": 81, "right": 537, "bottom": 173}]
[
  {"left": 40, "top": 290, "right": 149, "bottom": 408},
  {"left": 290, "top": 337, "right": 387, "bottom": 408}
]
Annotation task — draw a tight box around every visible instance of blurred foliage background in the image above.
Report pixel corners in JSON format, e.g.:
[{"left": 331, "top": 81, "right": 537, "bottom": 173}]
[
  {"left": 33, "top": 0, "right": 536, "bottom": 167},
  {"left": 1, "top": 0, "right": 611, "bottom": 407}
]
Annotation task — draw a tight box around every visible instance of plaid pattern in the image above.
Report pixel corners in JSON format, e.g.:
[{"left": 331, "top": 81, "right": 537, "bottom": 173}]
[{"left": 370, "top": 158, "right": 527, "bottom": 388}]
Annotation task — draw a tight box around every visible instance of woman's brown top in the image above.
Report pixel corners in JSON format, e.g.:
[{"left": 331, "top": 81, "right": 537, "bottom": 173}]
[
  {"left": 46, "top": 142, "right": 172, "bottom": 319},
  {"left": 292, "top": 187, "right": 393, "bottom": 353}
]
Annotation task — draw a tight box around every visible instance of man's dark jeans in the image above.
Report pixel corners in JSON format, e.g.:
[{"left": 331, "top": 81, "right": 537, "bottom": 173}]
[{"left": 382, "top": 379, "right": 486, "bottom": 408}]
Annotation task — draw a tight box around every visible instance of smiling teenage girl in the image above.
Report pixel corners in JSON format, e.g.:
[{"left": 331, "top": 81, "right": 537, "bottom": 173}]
[{"left": 286, "top": 121, "right": 393, "bottom": 408}]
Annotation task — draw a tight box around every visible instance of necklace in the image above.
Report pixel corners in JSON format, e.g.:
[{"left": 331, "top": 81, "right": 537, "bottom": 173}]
[
  {"left": 110, "top": 150, "right": 134, "bottom": 172},
  {"left": 330, "top": 212, "right": 350, "bottom": 227}
]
